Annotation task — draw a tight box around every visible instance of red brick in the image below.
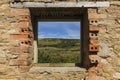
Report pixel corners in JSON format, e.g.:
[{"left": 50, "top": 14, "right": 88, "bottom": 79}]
[
  {"left": 89, "top": 45, "right": 99, "bottom": 52},
  {"left": 11, "top": 9, "right": 30, "bottom": 16},
  {"left": 89, "top": 55, "right": 99, "bottom": 63},
  {"left": 18, "top": 66, "right": 30, "bottom": 73},
  {"left": 17, "top": 15, "right": 30, "bottom": 22},
  {"left": 90, "top": 39, "right": 99, "bottom": 45},
  {"left": 89, "top": 26, "right": 99, "bottom": 31},
  {"left": 89, "top": 19, "right": 99, "bottom": 25},
  {"left": 88, "top": 66, "right": 97, "bottom": 77},
  {"left": 19, "top": 27, "right": 32, "bottom": 33},
  {"left": 10, "top": 34, "right": 30, "bottom": 40},
  {"left": 99, "top": 26, "right": 107, "bottom": 33},
  {"left": 89, "top": 33, "right": 98, "bottom": 39},
  {"left": 20, "top": 39, "right": 33, "bottom": 46},
  {"left": 11, "top": 22, "right": 29, "bottom": 28}
]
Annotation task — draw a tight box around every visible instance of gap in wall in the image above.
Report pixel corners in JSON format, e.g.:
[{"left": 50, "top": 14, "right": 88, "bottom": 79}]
[
  {"left": 37, "top": 21, "right": 81, "bottom": 67},
  {"left": 30, "top": 8, "right": 89, "bottom": 68}
]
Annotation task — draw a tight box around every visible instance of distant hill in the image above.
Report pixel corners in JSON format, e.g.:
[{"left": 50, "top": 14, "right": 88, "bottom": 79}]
[{"left": 38, "top": 38, "right": 81, "bottom": 63}]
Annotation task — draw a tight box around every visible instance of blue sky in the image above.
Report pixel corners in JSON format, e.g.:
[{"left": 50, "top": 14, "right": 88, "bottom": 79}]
[{"left": 38, "top": 22, "right": 81, "bottom": 39}]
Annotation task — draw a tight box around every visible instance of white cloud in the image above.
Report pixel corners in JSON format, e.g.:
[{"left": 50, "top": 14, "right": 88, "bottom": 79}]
[
  {"left": 65, "top": 27, "right": 80, "bottom": 39},
  {"left": 38, "top": 22, "right": 81, "bottom": 39}
]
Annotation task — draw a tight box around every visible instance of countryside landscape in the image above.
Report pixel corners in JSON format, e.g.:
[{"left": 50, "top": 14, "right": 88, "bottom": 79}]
[{"left": 38, "top": 38, "right": 81, "bottom": 63}]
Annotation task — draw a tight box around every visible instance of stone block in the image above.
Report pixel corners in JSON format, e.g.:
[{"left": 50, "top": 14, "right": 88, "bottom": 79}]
[
  {"left": 21, "top": 60, "right": 31, "bottom": 66},
  {"left": 113, "top": 72, "right": 120, "bottom": 79},
  {"left": 0, "top": 57, "right": 6, "bottom": 64},
  {"left": 10, "top": 9, "right": 30, "bottom": 16},
  {"left": 19, "top": 53, "right": 29, "bottom": 60},
  {"left": 99, "top": 26, "right": 107, "bottom": 33},
  {"left": 98, "top": 42, "right": 113, "bottom": 58},
  {"left": 0, "top": 52, "right": 5, "bottom": 58},
  {"left": 9, "top": 59, "right": 31, "bottom": 66},
  {"left": 88, "top": 13, "right": 107, "bottom": 19},
  {"left": 89, "top": 44, "right": 99, "bottom": 52},
  {"left": 11, "top": 22, "right": 29, "bottom": 28},
  {"left": 99, "top": 19, "right": 116, "bottom": 25},
  {"left": 88, "top": 8, "right": 97, "bottom": 13},
  {"left": 6, "top": 54, "right": 18, "bottom": 59},
  {"left": 18, "top": 66, "right": 30, "bottom": 73},
  {"left": 114, "top": 45, "right": 120, "bottom": 54},
  {"left": 9, "top": 59, "right": 20, "bottom": 66},
  {"left": 10, "top": 54, "right": 18, "bottom": 59}
]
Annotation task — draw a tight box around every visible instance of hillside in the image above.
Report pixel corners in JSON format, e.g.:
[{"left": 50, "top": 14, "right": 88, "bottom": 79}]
[{"left": 38, "top": 38, "right": 81, "bottom": 63}]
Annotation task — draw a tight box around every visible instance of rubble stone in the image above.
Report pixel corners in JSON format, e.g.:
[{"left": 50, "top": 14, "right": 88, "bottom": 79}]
[{"left": 0, "top": 0, "right": 119, "bottom": 80}]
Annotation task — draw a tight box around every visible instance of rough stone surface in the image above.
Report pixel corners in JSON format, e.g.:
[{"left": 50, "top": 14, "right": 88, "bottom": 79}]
[
  {"left": 113, "top": 72, "right": 120, "bottom": 79},
  {"left": 0, "top": 0, "right": 119, "bottom": 80}
]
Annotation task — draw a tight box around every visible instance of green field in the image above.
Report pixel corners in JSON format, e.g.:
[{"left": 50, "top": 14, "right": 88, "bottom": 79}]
[{"left": 38, "top": 38, "right": 81, "bottom": 63}]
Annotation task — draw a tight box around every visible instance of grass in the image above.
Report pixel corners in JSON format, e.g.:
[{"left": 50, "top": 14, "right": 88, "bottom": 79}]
[{"left": 38, "top": 38, "right": 81, "bottom": 63}]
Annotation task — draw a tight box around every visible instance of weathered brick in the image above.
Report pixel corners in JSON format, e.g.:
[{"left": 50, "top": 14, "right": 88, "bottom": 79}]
[
  {"left": 89, "top": 25, "right": 99, "bottom": 31},
  {"left": 89, "top": 55, "right": 100, "bottom": 63},
  {"left": 10, "top": 47, "right": 21, "bottom": 54},
  {"left": 20, "top": 46, "right": 33, "bottom": 53},
  {"left": 11, "top": 22, "right": 29, "bottom": 28},
  {"left": 10, "top": 45, "right": 33, "bottom": 54},
  {"left": 90, "top": 39, "right": 99, "bottom": 45},
  {"left": 8, "top": 27, "right": 32, "bottom": 34},
  {"left": 99, "top": 26, "right": 107, "bottom": 33},
  {"left": 10, "top": 34, "right": 30, "bottom": 40},
  {"left": 20, "top": 40, "right": 33, "bottom": 46},
  {"left": 16, "top": 15, "right": 30, "bottom": 22},
  {"left": 19, "top": 27, "right": 32, "bottom": 33},
  {"left": 89, "top": 45, "right": 99, "bottom": 52},
  {"left": 89, "top": 19, "right": 99, "bottom": 25},
  {"left": 10, "top": 9, "right": 30, "bottom": 16},
  {"left": 89, "top": 32, "right": 98, "bottom": 39}
]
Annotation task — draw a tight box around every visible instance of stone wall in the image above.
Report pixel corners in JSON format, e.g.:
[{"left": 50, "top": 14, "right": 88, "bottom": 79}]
[
  {"left": 0, "top": 0, "right": 34, "bottom": 79},
  {"left": 98, "top": 2, "right": 120, "bottom": 79},
  {"left": 87, "top": 1, "right": 120, "bottom": 80},
  {"left": 0, "top": 0, "right": 120, "bottom": 80}
]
